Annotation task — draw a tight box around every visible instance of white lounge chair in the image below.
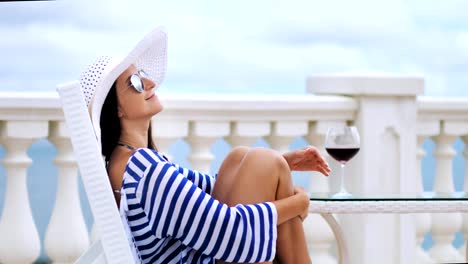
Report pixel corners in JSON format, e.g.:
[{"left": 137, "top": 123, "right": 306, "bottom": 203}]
[{"left": 57, "top": 81, "right": 137, "bottom": 264}]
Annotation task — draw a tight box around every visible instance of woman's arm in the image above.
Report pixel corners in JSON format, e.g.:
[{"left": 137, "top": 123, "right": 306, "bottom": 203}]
[
  {"left": 272, "top": 189, "right": 309, "bottom": 225},
  {"left": 152, "top": 150, "right": 217, "bottom": 194},
  {"left": 172, "top": 163, "right": 216, "bottom": 194},
  {"left": 154, "top": 148, "right": 308, "bottom": 225}
]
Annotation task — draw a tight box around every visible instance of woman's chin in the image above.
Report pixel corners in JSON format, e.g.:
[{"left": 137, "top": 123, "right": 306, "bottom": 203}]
[{"left": 150, "top": 105, "right": 163, "bottom": 116}]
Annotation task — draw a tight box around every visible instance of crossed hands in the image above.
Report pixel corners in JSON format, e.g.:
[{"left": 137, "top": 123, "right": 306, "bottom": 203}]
[{"left": 283, "top": 146, "right": 331, "bottom": 222}]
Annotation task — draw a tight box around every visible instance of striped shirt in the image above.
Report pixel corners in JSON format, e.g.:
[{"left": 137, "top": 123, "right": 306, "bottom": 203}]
[{"left": 120, "top": 148, "right": 278, "bottom": 264}]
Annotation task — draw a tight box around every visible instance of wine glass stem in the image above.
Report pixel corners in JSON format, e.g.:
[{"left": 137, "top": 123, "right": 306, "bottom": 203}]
[{"left": 340, "top": 163, "right": 347, "bottom": 193}]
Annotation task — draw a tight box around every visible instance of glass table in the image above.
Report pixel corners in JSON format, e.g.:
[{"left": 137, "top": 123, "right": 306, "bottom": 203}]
[{"left": 308, "top": 192, "right": 468, "bottom": 264}]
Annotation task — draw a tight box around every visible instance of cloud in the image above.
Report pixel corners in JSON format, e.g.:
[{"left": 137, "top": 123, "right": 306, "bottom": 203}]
[
  {"left": 456, "top": 32, "right": 468, "bottom": 59},
  {"left": 262, "top": 0, "right": 414, "bottom": 45},
  {"left": 0, "top": 0, "right": 466, "bottom": 95},
  {"left": 407, "top": 0, "right": 468, "bottom": 27}
]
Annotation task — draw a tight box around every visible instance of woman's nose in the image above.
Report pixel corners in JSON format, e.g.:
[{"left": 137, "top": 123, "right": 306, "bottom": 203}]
[{"left": 143, "top": 77, "right": 156, "bottom": 90}]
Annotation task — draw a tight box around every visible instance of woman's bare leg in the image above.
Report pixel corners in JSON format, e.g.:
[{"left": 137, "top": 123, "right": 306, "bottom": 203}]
[{"left": 212, "top": 146, "right": 311, "bottom": 264}]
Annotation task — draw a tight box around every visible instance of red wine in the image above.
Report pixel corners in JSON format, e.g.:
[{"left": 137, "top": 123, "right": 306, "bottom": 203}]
[{"left": 326, "top": 148, "right": 359, "bottom": 163}]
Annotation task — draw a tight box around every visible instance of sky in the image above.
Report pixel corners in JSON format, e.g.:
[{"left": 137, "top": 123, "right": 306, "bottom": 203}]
[{"left": 0, "top": 0, "right": 467, "bottom": 96}]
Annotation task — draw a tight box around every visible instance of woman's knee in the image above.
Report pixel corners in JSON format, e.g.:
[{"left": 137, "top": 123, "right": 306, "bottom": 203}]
[
  {"left": 218, "top": 146, "right": 251, "bottom": 172},
  {"left": 244, "top": 147, "right": 290, "bottom": 175},
  {"left": 216, "top": 146, "right": 251, "bottom": 185},
  {"left": 218, "top": 146, "right": 290, "bottom": 187},
  {"left": 223, "top": 146, "right": 288, "bottom": 170},
  {"left": 244, "top": 148, "right": 293, "bottom": 196},
  {"left": 215, "top": 147, "right": 292, "bottom": 204},
  {"left": 228, "top": 146, "right": 251, "bottom": 161}
]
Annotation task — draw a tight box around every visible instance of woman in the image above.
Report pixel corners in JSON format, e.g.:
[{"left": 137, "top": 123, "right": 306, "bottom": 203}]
[{"left": 81, "top": 27, "right": 330, "bottom": 264}]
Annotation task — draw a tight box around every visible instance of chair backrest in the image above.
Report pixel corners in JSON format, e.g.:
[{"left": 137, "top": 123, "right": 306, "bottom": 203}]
[{"left": 57, "top": 81, "right": 134, "bottom": 263}]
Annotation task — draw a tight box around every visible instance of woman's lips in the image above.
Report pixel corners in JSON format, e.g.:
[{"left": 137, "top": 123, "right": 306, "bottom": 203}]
[{"left": 146, "top": 93, "right": 155, "bottom": 100}]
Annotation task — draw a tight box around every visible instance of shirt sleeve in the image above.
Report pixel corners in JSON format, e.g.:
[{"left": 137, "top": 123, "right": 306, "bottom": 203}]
[
  {"left": 170, "top": 162, "right": 217, "bottom": 195},
  {"left": 134, "top": 150, "right": 278, "bottom": 263}
]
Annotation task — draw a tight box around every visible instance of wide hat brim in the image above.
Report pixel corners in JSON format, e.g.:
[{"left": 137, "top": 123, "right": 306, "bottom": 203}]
[{"left": 89, "top": 26, "right": 167, "bottom": 151}]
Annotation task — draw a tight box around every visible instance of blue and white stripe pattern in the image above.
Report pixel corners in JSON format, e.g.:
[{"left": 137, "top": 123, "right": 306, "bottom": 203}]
[{"left": 121, "top": 148, "right": 278, "bottom": 264}]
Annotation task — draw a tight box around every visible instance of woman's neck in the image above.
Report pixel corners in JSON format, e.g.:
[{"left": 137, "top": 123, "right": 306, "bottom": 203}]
[{"left": 119, "top": 119, "right": 150, "bottom": 150}]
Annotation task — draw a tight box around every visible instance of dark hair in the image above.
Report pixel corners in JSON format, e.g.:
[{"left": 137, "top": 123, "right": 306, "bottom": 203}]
[{"left": 100, "top": 82, "right": 157, "bottom": 164}]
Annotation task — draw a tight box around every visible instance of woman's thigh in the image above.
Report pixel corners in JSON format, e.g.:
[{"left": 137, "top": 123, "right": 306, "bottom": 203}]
[{"left": 212, "top": 146, "right": 290, "bottom": 205}]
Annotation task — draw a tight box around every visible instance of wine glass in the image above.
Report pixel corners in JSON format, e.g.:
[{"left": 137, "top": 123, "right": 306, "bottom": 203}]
[{"left": 325, "top": 126, "right": 360, "bottom": 198}]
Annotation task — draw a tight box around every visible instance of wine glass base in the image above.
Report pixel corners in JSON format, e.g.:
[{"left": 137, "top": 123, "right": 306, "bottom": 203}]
[{"left": 332, "top": 192, "right": 353, "bottom": 199}]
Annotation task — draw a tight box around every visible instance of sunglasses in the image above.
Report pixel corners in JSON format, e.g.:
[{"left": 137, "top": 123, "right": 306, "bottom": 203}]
[{"left": 129, "top": 70, "right": 150, "bottom": 93}]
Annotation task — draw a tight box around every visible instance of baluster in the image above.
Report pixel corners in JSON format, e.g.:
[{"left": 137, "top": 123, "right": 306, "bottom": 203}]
[
  {"left": 265, "top": 121, "right": 308, "bottom": 153},
  {"left": 0, "top": 121, "right": 47, "bottom": 263},
  {"left": 460, "top": 136, "right": 468, "bottom": 259},
  {"left": 303, "top": 122, "right": 339, "bottom": 264},
  {"left": 45, "top": 121, "right": 89, "bottom": 262},
  {"left": 226, "top": 121, "right": 270, "bottom": 147},
  {"left": 430, "top": 132, "right": 463, "bottom": 262},
  {"left": 152, "top": 120, "right": 189, "bottom": 160},
  {"left": 415, "top": 136, "right": 434, "bottom": 263},
  {"left": 186, "top": 121, "right": 230, "bottom": 173}
]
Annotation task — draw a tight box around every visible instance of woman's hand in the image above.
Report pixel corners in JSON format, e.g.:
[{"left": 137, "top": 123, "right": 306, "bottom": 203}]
[
  {"left": 283, "top": 146, "right": 331, "bottom": 176},
  {"left": 273, "top": 185, "right": 311, "bottom": 225},
  {"left": 294, "top": 186, "right": 309, "bottom": 222}
]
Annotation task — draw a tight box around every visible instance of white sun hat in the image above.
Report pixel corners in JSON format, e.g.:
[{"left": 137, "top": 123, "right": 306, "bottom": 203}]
[{"left": 79, "top": 26, "right": 167, "bottom": 151}]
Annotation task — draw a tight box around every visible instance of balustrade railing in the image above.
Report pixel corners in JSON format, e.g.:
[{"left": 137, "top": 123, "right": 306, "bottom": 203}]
[
  {"left": 0, "top": 78, "right": 467, "bottom": 264},
  {"left": 416, "top": 97, "right": 468, "bottom": 263}
]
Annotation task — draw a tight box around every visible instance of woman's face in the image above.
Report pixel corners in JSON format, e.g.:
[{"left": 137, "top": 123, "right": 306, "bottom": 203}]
[{"left": 115, "top": 65, "right": 163, "bottom": 120}]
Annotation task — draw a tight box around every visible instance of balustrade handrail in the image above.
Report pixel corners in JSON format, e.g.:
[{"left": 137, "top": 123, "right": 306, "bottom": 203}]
[
  {"left": 417, "top": 96, "right": 468, "bottom": 121},
  {"left": 0, "top": 92, "right": 358, "bottom": 121},
  {"left": 4, "top": 93, "right": 468, "bottom": 117},
  {"left": 418, "top": 96, "right": 468, "bottom": 108}
]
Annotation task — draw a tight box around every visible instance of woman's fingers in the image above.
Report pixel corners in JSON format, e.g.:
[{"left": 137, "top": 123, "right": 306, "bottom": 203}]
[
  {"left": 311, "top": 155, "right": 330, "bottom": 173},
  {"left": 293, "top": 145, "right": 331, "bottom": 175},
  {"left": 318, "top": 166, "right": 331, "bottom": 176},
  {"left": 307, "top": 146, "right": 329, "bottom": 164},
  {"left": 320, "top": 159, "right": 330, "bottom": 170}
]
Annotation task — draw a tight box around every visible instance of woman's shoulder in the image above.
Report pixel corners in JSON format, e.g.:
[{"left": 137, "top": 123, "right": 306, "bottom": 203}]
[
  {"left": 125, "top": 148, "right": 174, "bottom": 182},
  {"left": 129, "top": 147, "right": 170, "bottom": 166}
]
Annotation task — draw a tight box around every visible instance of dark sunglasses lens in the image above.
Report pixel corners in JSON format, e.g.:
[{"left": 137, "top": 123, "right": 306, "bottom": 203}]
[{"left": 130, "top": 74, "right": 144, "bottom": 93}]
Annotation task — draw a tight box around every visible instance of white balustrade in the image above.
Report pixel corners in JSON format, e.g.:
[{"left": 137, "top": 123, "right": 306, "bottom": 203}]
[
  {"left": 415, "top": 121, "right": 439, "bottom": 264},
  {"left": 45, "top": 121, "right": 89, "bottom": 263},
  {"left": 461, "top": 136, "right": 468, "bottom": 258},
  {"left": 308, "top": 75, "right": 422, "bottom": 264},
  {"left": 266, "top": 121, "right": 308, "bottom": 153},
  {"left": 415, "top": 137, "right": 434, "bottom": 264},
  {"left": 186, "top": 121, "right": 230, "bottom": 173},
  {"left": 152, "top": 120, "right": 189, "bottom": 160},
  {"left": 0, "top": 121, "right": 47, "bottom": 263},
  {"left": 429, "top": 127, "right": 463, "bottom": 262},
  {"left": 418, "top": 98, "right": 468, "bottom": 263},
  {"left": 226, "top": 121, "right": 270, "bottom": 147},
  {"left": 1, "top": 88, "right": 468, "bottom": 263}
]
